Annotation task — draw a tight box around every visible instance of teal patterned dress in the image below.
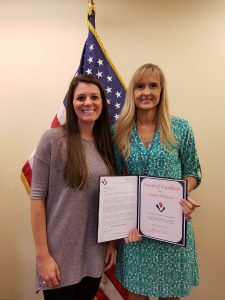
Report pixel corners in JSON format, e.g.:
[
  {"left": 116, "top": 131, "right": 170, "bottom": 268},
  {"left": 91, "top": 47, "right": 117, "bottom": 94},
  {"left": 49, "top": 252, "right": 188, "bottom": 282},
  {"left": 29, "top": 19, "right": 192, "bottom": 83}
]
[{"left": 114, "top": 117, "right": 201, "bottom": 298}]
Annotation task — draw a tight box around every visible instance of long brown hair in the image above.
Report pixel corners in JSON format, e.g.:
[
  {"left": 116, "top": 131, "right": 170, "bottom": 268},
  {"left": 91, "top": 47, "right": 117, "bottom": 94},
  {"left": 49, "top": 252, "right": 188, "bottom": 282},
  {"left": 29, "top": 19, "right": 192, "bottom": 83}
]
[{"left": 63, "top": 74, "right": 116, "bottom": 189}]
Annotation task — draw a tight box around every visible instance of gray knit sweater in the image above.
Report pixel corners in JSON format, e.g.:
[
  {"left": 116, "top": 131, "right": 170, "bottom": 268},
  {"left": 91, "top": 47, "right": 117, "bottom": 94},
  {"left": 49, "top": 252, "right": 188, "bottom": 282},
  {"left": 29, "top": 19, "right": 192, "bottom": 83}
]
[{"left": 30, "top": 127, "right": 109, "bottom": 291}]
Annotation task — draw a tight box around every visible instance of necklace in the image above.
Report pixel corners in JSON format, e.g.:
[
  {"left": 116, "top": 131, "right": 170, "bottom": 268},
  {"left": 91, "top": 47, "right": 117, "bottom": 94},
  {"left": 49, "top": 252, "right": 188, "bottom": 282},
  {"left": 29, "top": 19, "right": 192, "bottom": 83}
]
[
  {"left": 137, "top": 122, "right": 156, "bottom": 148},
  {"left": 135, "top": 126, "right": 157, "bottom": 175},
  {"left": 141, "top": 136, "right": 153, "bottom": 146}
]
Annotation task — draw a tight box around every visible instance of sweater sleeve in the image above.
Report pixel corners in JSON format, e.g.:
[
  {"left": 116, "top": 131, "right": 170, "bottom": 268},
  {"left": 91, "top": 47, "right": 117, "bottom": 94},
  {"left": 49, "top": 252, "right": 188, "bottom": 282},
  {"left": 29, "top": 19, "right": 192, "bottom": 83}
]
[{"left": 30, "top": 129, "right": 52, "bottom": 200}]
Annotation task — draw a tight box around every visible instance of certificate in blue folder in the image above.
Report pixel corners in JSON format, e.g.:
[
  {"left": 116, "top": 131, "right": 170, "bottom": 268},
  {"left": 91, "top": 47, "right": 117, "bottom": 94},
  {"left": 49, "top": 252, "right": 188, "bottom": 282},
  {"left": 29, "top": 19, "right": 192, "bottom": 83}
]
[{"left": 98, "top": 176, "right": 187, "bottom": 246}]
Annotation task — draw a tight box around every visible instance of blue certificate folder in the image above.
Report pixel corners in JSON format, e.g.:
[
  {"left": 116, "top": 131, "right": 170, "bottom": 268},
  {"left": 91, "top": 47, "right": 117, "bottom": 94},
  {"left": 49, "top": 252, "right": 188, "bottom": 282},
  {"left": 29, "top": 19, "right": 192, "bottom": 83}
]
[{"left": 98, "top": 176, "right": 187, "bottom": 246}]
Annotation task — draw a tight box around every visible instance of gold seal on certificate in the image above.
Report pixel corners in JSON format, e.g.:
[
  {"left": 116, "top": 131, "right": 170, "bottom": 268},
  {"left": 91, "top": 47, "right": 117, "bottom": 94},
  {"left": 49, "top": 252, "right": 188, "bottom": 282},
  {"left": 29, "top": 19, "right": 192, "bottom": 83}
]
[{"left": 98, "top": 176, "right": 187, "bottom": 246}]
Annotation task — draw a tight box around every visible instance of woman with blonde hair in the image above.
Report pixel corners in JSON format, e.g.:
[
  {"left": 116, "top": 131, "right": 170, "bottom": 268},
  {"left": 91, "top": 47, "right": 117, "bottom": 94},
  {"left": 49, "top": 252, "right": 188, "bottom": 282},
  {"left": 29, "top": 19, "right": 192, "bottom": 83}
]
[{"left": 114, "top": 63, "right": 201, "bottom": 300}]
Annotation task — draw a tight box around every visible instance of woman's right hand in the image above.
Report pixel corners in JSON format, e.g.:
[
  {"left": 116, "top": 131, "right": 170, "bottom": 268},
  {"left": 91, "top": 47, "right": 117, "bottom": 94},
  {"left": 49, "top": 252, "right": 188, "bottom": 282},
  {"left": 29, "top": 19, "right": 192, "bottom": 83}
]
[
  {"left": 124, "top": 228, "right": 142, "bottom": 244},
  {"left": 37, "top": 254, "right": 61, "bottom": 288}
]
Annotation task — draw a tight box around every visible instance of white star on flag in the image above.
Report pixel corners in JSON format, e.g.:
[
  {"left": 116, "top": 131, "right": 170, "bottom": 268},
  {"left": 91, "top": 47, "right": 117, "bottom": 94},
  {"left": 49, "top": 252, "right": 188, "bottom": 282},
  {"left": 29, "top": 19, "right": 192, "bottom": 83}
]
[
  {"left": 107, "top": 75, "right": 112, "bottom": 82},
  {"left": 115, "top": 102, "right": 121, "bottom": 109},
  {"left": 106, "top": 87, "right": 112, "bottom": 94},
  {"left": 97, "top": 59, "right": 103, "bottom": 66},
  {"left": 107, "top": 99, "right": 111, "bottom": 104},
  {"left": 85, "top": 68, "right": 92, "bottom": 75},
  {"left": 114, "top": 113, "right": 119, "bottom": 120},
  {"left": 87, "top": 56, "right": 93, "bottom": 64},
  {"left": 96, "top": 71, "right": 103, "bottom": 78},
  {"left": 89, "top": 44, "right": 94, "bottom": 51},
  {"left": 116, "top": 91, "right": 121, "bottom": 98}
]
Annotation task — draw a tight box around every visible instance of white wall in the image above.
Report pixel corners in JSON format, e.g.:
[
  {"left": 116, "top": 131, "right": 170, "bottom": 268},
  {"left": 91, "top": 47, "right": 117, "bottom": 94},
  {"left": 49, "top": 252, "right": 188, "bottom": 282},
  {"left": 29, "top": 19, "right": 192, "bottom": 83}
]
[{"left": 0, "top": 0, "right": 224, "bottom": 299}]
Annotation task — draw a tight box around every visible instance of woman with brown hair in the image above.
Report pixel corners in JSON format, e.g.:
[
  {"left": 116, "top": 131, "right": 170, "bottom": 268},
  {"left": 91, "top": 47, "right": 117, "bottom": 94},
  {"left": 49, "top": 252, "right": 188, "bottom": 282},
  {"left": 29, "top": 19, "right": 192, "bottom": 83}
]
[
  {"left": 114, "top": 63, "right": 201, "bottom": 300},
  {"left": 30, "top": 74, "right": 116, "bottom": 300}
]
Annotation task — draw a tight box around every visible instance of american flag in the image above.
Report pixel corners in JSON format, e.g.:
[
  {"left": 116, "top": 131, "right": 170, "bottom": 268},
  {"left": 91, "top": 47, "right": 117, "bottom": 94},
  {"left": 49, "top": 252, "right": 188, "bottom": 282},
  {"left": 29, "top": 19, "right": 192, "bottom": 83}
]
[
  {"left": 21, "top": 3, "right": 128, "bottom": 300},
  {"left": 52, "top": 2, "right": 126, "bottom": 128}
]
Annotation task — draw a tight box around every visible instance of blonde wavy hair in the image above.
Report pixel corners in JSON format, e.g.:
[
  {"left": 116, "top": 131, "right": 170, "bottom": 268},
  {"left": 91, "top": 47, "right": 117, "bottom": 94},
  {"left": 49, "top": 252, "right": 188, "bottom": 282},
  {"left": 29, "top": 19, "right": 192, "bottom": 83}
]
[{"left": 115, "top": 63, "right": 176, "bottom": 160}]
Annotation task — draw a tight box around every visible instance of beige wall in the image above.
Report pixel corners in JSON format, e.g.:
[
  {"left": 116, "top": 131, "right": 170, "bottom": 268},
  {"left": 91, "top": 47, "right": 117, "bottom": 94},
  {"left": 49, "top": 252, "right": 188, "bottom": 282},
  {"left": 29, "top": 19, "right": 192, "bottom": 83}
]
[{"left": 0, "top": 0, "right": 224, "bottom": 299}]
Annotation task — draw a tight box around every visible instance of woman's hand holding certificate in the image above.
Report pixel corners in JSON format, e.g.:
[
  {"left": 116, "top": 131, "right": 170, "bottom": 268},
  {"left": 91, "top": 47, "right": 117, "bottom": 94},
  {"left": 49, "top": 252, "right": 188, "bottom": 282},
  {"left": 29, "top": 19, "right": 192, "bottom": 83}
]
[
  {"left": 180, "top": 197, "right": 200, "bottom": 221},
  {"left": 124, "top": 228, "right": 142, "bottom": 245}
]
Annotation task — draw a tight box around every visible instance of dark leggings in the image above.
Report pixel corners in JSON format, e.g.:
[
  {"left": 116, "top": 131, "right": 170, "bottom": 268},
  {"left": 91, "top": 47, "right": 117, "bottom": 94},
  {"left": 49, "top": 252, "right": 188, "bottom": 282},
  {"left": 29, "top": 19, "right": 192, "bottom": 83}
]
[{"left": 43, "top": 276, "right": 101, "bottom": 300}]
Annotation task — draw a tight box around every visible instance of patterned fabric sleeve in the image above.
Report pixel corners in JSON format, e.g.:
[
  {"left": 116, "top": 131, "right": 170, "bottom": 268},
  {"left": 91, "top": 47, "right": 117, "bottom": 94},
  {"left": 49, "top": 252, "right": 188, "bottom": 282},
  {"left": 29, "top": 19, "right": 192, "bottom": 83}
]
[
  {"left": 30, "top": 129, "right": 52, "bottom": 200},
  {"left": 178, "top": 120, "right": 201, "bottom": 188}
]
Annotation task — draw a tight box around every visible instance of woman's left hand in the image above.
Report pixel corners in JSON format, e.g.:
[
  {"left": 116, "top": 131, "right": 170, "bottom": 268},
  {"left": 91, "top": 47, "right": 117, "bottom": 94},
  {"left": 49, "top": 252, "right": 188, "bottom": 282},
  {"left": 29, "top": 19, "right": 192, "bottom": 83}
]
[
  {"left": 180, "top": 197, "right": 200, "bottom": 221},
  {"left": 104, "top": 241, "right": 117, "bottom": 271}
]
